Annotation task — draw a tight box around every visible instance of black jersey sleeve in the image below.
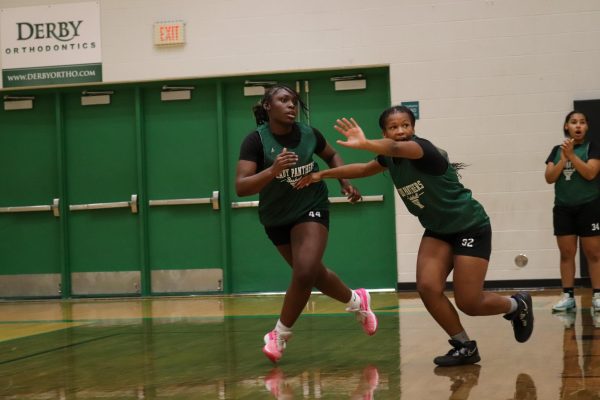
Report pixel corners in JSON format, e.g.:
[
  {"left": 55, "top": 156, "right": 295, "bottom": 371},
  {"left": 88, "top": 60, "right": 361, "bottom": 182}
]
[
  {"left": 239, "top": 131, "right": 264, "bottom": 170},
  {"left": 313, "top": 127, "right": 327, "bottom": 154},
  {"left": 545, "top": 145, "right": 560, "bottom": 164},
  {"left": 376, "top": 155, "right": 388, "bottom": 167},
  {"left": 589, "top": 141, "right": 600, "bottom": 159},
  {"left": 412, "top": 137, "right": 448, "bottom": 175}
]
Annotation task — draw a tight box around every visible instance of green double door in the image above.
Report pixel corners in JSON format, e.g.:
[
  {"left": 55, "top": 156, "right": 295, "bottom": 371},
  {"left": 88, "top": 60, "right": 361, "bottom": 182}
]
[
  {"left": 63, "top": 85, "right": 224, "bottom": 296},
  {"left": 224, "top": 70, "right": 396, "bottom": 292}
]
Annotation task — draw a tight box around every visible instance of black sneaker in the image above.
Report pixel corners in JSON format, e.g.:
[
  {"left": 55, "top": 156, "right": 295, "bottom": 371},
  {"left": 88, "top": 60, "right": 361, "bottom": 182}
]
[
  {"left": 433, "top": 340, "right": 480, "bottom": 366},
  {"left": 503, "top": 291, "right": 534, "bottom": 343}
]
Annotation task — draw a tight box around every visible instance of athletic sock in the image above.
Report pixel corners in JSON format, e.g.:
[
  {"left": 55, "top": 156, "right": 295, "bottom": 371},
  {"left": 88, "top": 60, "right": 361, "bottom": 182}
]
[
  {"left": 564, "top": 287, "right": 574, "bottom": 298},
  {"left": 346, "top": 289, "right": 361, "bottom": 311},
  {"left": 451, "top": 331, "right": 470, "bottom": 343},
  {"left": 275, "top": 319, "right": 293, "bottom": 339},
  {"left": 508, "top": 297, "right": 518, "bottom": 314}
]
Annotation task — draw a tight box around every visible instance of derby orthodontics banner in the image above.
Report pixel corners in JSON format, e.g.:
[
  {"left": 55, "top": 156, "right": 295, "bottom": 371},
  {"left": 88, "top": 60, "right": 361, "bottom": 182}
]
[{"left": 0, "top": 2, "right": 102, "bottom": 88}]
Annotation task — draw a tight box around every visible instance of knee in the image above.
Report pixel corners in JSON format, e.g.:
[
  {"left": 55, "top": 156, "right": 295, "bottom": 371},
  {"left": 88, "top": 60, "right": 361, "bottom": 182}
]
[
  {"left": 292, "top": 264, "right": 318, "bottom": 288},
  {"left": 455, "top": 299, "right": 480, "bottom": 316},
  {"left": 416, "top": 281, "right": 444, "bottom": 299},
  {"left": 585, "top": 251, "right": 600, "bottom": 264},
  {"left": 559, "top": 249, "right": 577, "bottom": 262}
]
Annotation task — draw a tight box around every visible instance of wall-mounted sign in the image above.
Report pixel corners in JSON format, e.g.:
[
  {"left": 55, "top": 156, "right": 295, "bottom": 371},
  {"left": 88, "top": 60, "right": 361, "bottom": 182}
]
[
  {"left": 401, "top": 101, "right": 420, "bottom": 120},
  {"left": 0, "top": 2, "right": 102, "bottom": 88},
  {"left": 154, "top": 21, "right": 185, "bottom": 46}
]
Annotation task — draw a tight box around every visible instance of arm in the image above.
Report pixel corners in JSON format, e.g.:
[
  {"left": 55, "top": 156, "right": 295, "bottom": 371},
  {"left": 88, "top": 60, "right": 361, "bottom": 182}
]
[
  {"left": 317, "top": 142, "right": 361, "bottom": 201},
  {"left": 544, "top": 144, "right": 566, "bottom": 183},
  {"left": 235, "top": 147, "right": 298, "bottom": 196},
  {"left": 563, "top": 139, "right": 600, "bottom": 181},
  {"left": 295, "top": 160, "right": 385, "bottom": 189},
  {"left": 334, "top": 118, "right": 423, "bottom": 159}
]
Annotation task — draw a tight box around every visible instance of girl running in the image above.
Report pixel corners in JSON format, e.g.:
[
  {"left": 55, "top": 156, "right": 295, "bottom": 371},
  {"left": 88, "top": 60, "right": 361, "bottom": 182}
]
[{"left": 235, "top": 85, "right": 378, "bottom": 363}]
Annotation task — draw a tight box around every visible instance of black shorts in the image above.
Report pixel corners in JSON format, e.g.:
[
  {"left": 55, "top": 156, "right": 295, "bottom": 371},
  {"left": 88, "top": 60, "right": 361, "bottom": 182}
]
[
  {"left": 553, "top": 196, "right": 600, "bottom": 237},
  {"left": 264, "top": 209, "right": 330, "bottom": 246},
  {"left": 423, "top": 224, "right": 492, "bottom": 260}
]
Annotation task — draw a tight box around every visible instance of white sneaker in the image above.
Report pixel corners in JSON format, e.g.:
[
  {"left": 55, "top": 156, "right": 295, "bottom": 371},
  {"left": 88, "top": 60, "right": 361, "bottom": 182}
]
[
  {"left": 552, "top": 293, "right": 576, "bottom": 312},
  {"left": 592, "top": 295, "right": 600, "bottom": 313}
]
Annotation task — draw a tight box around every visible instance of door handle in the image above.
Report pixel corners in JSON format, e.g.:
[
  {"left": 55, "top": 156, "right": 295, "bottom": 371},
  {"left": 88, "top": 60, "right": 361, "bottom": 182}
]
[
  {"left": 328, "top": 195, "right": 384, "bottom": 204},
  {"left": 0, "top": 198, "right": 61, "bottom": 217},
  {"left": 231, "top": 200, "right": 259, "bottom": 209},
  {"left": 69, "top": 194, "right": 138, "bottom": 214},
  {"left": 231, "top": 195, "right": 384, "bottom": 208},
  {"left": 149, "top": 191, "right": 220, "bottom": 211}
]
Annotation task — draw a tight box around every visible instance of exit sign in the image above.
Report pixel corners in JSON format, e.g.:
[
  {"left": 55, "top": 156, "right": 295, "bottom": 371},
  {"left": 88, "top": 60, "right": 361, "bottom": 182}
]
[{"left": 154, "top": 21, "right": 185, "bottom": 46}]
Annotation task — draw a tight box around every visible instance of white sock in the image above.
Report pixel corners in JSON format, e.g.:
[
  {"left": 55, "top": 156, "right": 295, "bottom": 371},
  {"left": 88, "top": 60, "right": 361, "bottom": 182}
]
[
  {"left": 508, "top": 297, "right": 518, "bottom": 314},
  {"left": 451, "top": 331, "right": 470, "bottom": 343},
  {"left": 275, "top": 319, "right": 292, "bottom": 339},
  {"left": 346, "top": 290, "right": 361, "bottom": 311}
]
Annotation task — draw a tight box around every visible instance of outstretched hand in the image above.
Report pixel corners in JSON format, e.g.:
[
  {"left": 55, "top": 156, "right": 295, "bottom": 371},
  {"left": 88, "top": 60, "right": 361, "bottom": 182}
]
[{"left": 334, "top": 118, "right": 367, "bottom": 149}]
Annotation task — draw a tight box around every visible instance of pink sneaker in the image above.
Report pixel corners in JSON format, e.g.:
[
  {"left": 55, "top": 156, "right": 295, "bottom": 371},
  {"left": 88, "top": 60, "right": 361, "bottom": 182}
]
[
  {"left": 262, "top": 330, "right": 288, "bottom": 363},
  {"left": 355, "top": 288, "right": 378, "bottom": 336}
]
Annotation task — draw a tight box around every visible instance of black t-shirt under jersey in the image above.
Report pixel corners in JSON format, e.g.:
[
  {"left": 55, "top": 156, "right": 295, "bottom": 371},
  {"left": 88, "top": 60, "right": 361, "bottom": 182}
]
[
  {"left": 239, "top": 125, "right": 327, "bottom": 169},
  {"left": 376, "top": 136, "right": 448, "bottom": 175}
]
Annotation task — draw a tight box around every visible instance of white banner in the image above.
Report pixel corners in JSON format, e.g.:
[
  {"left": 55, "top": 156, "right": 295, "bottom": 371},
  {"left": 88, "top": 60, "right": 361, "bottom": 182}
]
[{"left": 1, "top": 2, "right": 102, "bottom": 87}]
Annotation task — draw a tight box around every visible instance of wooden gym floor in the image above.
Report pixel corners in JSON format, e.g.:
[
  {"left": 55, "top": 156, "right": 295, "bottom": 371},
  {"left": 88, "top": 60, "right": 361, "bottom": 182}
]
[{"left": 0, "top": 288, "right": 598, "bottom": 399}]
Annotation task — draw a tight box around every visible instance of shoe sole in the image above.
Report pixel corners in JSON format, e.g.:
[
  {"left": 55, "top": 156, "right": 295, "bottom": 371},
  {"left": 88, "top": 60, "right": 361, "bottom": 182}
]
[
  {"left": 552, "top": 307, "right": 576, "bottom": 313},
  {"left": 514, "top": 293, "right": 534, "bottom": 343},
  {"left": 433, "top": 354, "right": 481, "bottom": 367},
  {"left": 262, "top": 346, "right": 280, "bottom": 363}
]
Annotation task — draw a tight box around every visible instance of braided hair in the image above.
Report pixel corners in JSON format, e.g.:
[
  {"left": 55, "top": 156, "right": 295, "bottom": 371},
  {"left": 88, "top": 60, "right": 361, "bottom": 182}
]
[{"left": 252, "top": 84, "right": 308, "bottom": 126}]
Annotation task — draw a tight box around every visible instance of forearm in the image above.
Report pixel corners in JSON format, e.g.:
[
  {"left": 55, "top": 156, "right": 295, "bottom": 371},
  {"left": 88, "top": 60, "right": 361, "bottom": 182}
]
[
  {"left": 568, "top": 156, "right": 599, "bottom": 180},
  {"left": 236, "top": 167, "right": 276, "bottom": 196},
  {"left": 359, "top": 138, "right": 403, "bottom": 157},
  {"left": 325, "top": 152, "right": 351, "bottom": 186},
  {"left": 319, "top": 163, "right": 375, "bottom": 180},
  {"left": 545, "top": 161, "right": 565, "bottom": 183}
]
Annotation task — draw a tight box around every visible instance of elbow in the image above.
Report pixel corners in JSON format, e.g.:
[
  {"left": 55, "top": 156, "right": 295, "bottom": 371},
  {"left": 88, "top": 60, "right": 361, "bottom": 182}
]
[{"left": 235, "top": 183, "right": 248, "bottom": 197}]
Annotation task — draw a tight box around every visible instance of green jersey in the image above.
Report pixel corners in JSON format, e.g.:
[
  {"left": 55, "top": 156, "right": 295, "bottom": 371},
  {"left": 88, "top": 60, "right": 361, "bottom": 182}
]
[
  {"left": 257, "top": 122, "right": 329, "bottom": 227},
  {"left": 379, "top": 136, "right": 489, "bottom": 234},
  {"left": 547, "top": 141, "right": 600, "bottom": 206}
]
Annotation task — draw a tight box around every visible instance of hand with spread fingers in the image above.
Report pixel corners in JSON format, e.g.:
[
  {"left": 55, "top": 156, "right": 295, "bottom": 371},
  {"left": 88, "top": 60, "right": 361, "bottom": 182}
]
[{"left": 334, "top": 117, "right": 368, "bottom": 149}]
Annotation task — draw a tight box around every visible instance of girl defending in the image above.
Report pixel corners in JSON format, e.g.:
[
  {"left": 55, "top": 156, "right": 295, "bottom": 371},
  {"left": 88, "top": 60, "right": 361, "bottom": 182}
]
[{"left": 296, "top": 105, "right": 533, "bottom": 366}]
